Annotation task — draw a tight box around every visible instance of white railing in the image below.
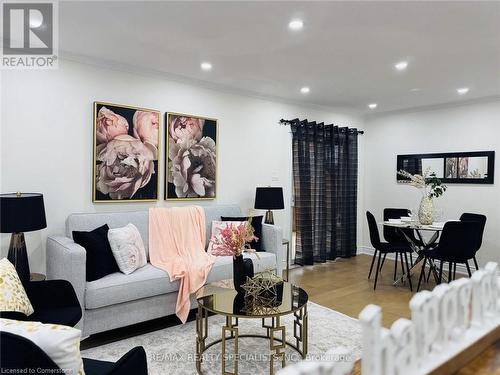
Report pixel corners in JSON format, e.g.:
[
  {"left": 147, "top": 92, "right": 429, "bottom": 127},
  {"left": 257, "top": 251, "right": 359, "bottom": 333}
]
[
  {"left": 278, "top": 262, "right": 499, "bottom": 375},
  {"left": 359, "top": 261, "right": 500, "bottom": 375}
]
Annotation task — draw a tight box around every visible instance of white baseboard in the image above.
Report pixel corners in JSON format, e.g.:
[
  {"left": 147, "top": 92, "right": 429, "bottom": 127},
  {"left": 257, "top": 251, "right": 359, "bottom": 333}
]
[{"left": 357, "top": 246, "right": 472, "bottom": 276}]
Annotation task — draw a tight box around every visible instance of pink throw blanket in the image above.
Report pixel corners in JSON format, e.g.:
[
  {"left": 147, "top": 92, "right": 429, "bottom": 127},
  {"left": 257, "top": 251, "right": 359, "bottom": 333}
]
[{"left": 149, "top": 206, "right": 215, "bottom": 323}]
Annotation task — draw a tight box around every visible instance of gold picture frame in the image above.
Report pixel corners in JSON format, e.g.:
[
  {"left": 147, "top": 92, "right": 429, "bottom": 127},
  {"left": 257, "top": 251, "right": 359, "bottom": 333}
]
[
  {"left": 165, "top": 112, "right": 218, "bottom": 200},
  {"left": 93, "top": 101, "right": 161, "bottom": 202}
]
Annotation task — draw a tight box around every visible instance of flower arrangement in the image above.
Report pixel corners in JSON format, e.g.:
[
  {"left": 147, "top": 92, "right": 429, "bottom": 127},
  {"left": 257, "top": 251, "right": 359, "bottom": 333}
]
[
  {"left": 210, "top": 220, "right": 258, "bottom": 258},
  {"left": 398, "top": 168, "right": 447, "bottom": 199}
]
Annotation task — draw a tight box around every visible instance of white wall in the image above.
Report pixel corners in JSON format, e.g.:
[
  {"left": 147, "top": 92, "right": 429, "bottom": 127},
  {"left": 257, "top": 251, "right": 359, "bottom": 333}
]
[
  {"left": 0, "top": 59, "right": 363, "bottom": 273},
  {"left": 362, "top": 100, "right": 500, "bottom": 265}
]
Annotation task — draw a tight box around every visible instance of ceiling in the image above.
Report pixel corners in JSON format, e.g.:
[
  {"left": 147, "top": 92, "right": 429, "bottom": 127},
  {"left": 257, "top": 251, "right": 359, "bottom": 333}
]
[{"left": 60, "top": 1, "right": 500, "bottom": 114}]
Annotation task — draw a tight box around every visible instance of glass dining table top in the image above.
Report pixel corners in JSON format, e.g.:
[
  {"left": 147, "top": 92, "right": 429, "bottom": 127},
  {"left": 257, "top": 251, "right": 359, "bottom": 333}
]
[
  {"left": 380, "top": 220, "right": 447, "bottom": 231},
  {"left": 196, "top": 281, "right": 308, "bottom": 318}
]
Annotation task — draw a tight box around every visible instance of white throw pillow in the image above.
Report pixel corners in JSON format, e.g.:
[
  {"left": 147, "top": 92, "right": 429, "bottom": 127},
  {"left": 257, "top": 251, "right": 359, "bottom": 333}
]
[
  {"left": 207, "top": 220, "right": 243, "bottom": 253},
  {"left": 0, "top": 318, "right": 85, "bottom": 375},
  {"left": 0, "top": 258, "right": 34, "bottom": 316},
  {"left": 107, "top": 223, "right": 147, "bottom": 275}
]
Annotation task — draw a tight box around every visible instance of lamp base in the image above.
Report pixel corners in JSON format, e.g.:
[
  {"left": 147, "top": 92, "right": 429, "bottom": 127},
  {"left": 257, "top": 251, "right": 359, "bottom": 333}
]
[
  {"left": 7, "top": 232, "right": 30, "bottom": 285},
  {"left": 264, "top": 210, "right": 274, "bottom": 225}
]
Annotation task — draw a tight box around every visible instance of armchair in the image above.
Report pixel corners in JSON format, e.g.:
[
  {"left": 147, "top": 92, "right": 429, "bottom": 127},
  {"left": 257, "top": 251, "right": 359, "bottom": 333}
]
[
  {"left": 0, "top": 279, "right": 82, "bottom": 327},
  {"left": 0, "top": 331, "right": 148, "bottom": 375}
]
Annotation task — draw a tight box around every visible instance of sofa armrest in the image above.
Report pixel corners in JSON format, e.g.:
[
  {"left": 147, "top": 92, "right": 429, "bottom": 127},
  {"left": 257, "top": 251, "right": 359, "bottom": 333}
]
[
  {"left": 46, "top": 235, "right": 86, "bottom": 329},
  {"left": 261, "top": 223, "right": 284, "bottom": 277}
]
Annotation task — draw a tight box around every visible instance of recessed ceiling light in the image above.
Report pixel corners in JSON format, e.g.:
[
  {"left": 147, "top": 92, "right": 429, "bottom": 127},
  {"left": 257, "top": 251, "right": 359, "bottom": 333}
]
[
  {"left": 288, "top": 19, "right": 304, "bottom": 31},
  {"left": 300, "top": 86, "right": 310, "bottom": 94},
  {"left": 410, "top": 88, "right": 421, "bottom": 92},
  {"left": 457, "top": 87, "right": 469, "bottom": 95},
  {"left": 200, "top": 62, "right": 212, "bottom": 71},
  {"left": 394, "top": 61, "right": 408, "bottom": 71},
  {"left": 368, "top": 103, "right": 377, "bottom": 109}
]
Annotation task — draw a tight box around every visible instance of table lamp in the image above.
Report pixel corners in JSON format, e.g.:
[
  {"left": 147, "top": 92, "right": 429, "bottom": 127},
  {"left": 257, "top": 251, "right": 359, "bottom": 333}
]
[
  {"left": 254, "top": 187, "right": 284, "bottom": 225},
  {"left": 0, "top": 192, "right": 47, "bottom": 285}
]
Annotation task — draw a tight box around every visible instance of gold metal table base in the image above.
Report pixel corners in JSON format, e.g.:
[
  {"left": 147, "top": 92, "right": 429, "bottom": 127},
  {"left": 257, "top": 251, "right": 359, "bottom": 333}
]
[{"left": 195, "top": 304, "right": 308, "bottom": 375}]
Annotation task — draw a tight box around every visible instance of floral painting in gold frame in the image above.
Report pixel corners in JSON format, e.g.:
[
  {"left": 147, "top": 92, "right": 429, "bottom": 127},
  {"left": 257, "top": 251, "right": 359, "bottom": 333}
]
[
  {"left": 93, "top": 102, "right": 160, "bottom": 202},
  {"left": 165, "top": 112, "right": 217, "bottom": 200}
]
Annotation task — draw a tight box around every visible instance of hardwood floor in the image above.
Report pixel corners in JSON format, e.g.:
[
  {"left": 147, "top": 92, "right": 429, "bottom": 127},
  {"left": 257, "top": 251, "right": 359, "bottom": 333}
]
[
  {"left": 288, "top": 254, "right": 500, "bottom": 374},
  {"left": 288, "top": 254, "right": 415, "bottom": 327}
]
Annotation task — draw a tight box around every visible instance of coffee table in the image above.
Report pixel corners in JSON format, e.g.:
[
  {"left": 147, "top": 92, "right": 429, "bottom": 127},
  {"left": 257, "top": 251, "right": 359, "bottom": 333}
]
[{"left": 195, "top": 282, "right": 308, "bottom": 375}]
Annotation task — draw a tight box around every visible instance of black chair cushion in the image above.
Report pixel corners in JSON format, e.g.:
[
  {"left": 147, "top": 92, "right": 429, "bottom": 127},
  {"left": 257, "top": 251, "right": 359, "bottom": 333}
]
[
  {"left": 29, "top": 306, "right": 82, "bottom": 327},
  {"left": 84, "top": 347, "right": 148, "bottom": 375},
  {"left": 0, "top": 280, "right": 82, "bottom": 327},
  {"left": 83, "top": 358, "right": 115, "bottom": 375},
  {"left": 1, "top": 332, "right": 148, "bottom": 375},
  {"left": 0, "top": 332, "right": 59, "bottom": 370}
]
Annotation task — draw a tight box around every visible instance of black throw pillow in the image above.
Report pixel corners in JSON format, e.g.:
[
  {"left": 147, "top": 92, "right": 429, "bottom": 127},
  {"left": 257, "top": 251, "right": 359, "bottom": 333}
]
[
  {"left": 220, "top": 216, "right": 264, "bottom": 252},
  {"left": 72, "top": 224, "right": 119, "bottom": 282}
]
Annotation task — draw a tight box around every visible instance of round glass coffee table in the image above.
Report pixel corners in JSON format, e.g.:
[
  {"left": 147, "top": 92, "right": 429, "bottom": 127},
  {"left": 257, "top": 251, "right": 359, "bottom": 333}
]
[{"left": 195, "top": 282, "right": 308, "bottom": 375}]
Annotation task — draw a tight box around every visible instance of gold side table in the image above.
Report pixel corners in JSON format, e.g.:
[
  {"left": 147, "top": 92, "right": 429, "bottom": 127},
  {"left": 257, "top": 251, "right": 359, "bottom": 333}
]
[
  {"left": 195, "top": 283, "right": 308, "bottom": 375},
  {"left": 282, "top": 239, "right": 290, "bottom": 281}
]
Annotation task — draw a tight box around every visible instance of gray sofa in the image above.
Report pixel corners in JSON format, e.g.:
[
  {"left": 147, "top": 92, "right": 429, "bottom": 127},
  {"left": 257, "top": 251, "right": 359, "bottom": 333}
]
[{"left": 46, "top": 205, "right": 283, "bottom": 337}]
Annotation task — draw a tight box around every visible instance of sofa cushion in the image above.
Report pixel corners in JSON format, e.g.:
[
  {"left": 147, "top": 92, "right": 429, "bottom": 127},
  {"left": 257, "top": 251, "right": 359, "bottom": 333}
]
[
  {"left": 206, "top": 252, "right": 277, "bottom": 284},
  {"left": 86, "top": 252, "right": 277, "bottom": 309},
  {"left": 107, "top": 224, "right": 147, "bottom": 275},
  {"left": 85, "top": 264, "right": 177, "bottom": 309},
  {"left": 203, "top": 205, "right": 242, "bottom": 247},
  {"left": 73, "top": 224, "right": 120, "bottom": 282}
]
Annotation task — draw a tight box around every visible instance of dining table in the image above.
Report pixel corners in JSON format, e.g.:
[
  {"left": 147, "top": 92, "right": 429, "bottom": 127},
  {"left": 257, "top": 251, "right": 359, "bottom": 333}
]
[{"left": 380, "top": 220, "right": 446, "bottom": 286}]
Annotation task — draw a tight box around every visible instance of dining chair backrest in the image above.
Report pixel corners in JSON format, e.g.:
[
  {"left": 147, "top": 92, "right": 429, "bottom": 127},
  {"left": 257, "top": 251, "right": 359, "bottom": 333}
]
[
  {"left": 460, "top": 213, "right": 487, "bottom": 252},
  {"left": 436, "top": 221, "right": 479, "bottom": 262},
  {"left": 383, "top": 208, "right": 410, "bottom": 244},
  {"left": 366, "top": 211, "right": 381, "bottom": 248}
]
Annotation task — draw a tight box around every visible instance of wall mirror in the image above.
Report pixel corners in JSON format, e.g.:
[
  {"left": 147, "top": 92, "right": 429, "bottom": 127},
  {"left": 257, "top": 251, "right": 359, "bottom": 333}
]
[{"left": 397, "top": 151, "right": 495, "bottom": 184}]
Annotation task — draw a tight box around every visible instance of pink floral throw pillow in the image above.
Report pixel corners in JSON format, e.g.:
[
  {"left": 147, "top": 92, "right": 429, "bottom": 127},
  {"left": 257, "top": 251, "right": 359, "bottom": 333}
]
[
  {"left": 107, "top": 224, "right": 147, "bottom": 275},
  {"left": 207, "top": 221, "right": 243, "bottom": 254}
]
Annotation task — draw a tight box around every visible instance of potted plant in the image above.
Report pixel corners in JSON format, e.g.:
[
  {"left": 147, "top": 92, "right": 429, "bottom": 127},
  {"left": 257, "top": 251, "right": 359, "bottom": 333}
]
[
  {"left": 398, "top": 168, "right": 447, "bottom": 225},
  {"left": 209, "top": 220, "right": 258, "bottom": 293}
]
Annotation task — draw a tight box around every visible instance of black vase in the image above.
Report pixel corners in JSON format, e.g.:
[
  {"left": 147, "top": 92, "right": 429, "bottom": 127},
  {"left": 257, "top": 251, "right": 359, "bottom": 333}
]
[{"left": 233, "top": 255, "right": 254, "bottom": 294}]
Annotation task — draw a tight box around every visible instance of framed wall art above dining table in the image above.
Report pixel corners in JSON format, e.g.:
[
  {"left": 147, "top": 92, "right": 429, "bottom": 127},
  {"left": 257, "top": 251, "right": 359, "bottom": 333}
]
[{"left": 396, "top": 150, "right": 495, "bottom": 184}]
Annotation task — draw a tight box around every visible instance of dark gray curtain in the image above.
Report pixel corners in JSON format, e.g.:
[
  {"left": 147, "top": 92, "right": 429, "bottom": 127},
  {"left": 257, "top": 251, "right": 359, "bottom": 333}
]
[{"left": 291, "top": 120, "right": 358, "bottom": 265}]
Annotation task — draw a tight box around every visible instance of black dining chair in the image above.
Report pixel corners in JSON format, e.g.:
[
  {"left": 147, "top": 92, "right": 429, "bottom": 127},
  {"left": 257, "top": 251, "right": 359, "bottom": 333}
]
[
  {"left": 366, "top": 211, "right": 413, "bottom": 291},
  {"left": 383, "top": 208, "right": 421, "bottom": 277},
  {"left": 460, "top": 213, "right": 487, "bottom": 270},
  {"left": 417, "top": 221, "right": 479, "bottom": 291}
]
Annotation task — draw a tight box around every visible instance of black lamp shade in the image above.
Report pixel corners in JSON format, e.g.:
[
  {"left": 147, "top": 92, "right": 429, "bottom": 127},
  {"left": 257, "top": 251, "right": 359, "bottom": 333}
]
[
  {"left": 254, "top": 187, "right": 284, "bottom": 210},
  {"left": 0, "top": 193, "right": 47, "bottom": 233}
]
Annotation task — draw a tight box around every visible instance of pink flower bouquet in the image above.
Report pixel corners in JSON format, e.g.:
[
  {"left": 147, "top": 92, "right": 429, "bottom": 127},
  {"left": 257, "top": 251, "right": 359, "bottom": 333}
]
[{"left": 210, "top": 221, "right": 258, "bottom": 258}]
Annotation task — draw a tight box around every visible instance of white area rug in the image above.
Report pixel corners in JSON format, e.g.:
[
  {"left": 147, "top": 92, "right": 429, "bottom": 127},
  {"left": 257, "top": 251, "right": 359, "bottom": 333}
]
[{"left": 82, "top": 302, "right": 362, "bottom": 375}]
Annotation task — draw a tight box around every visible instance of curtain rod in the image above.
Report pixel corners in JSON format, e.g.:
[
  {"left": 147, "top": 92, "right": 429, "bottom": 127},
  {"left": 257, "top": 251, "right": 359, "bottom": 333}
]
[{"left": 279, "top": 118, "right": 364, "bottom": 135}]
